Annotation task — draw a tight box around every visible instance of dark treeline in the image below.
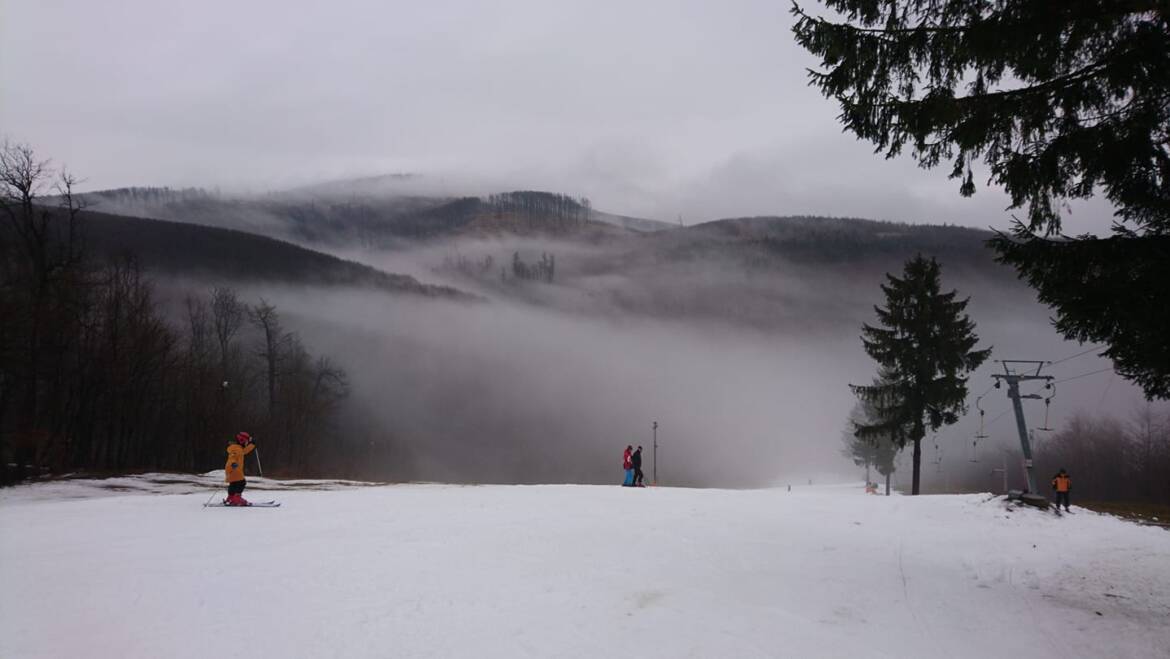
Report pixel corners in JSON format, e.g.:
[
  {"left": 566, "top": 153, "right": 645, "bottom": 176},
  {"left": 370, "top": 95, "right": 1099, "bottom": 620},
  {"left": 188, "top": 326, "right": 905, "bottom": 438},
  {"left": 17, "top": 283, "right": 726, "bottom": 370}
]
[
  {"left": 508, "top": 252, "right": 555, "bottom": 283},
  {"left": 82, "top": 186, "right": 216, "bottom": 205},
  {"left": 0, "top": 143, "right": 362, "bottom": 484},
  {"left": 760, "top": 221, "right": 994, "bottom": 266},
  {"left": 1033, "top": 409, "right": 1170, "bottom": 504},
  {"left": 647, "top": 217, "right": 1016, "bottom": 290},
  {"left": 487, "top": 191, "right": 592, "bottom": 228},
  {"left": 440, "top": 253, "right": 496, "bottom": 278},
  {"left": 270, "top": 195, "right": 482, "bottom": 242},
  {"left": 682, "top": 216, "right": 1001, "bottom": 271},
  {"left": 438, "top": 251, "right": 556, "bottom": 284}
]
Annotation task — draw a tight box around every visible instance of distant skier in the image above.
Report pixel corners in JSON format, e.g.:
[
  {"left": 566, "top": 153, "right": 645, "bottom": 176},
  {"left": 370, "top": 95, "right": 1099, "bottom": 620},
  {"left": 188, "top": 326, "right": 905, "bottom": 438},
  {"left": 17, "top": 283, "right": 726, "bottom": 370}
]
[
  {"left": 224, "top": 432, "right": 256, "bottom": 506},
  {"left": 632, "top": 446, "right": 645, "bottom": 487},
  {"left": 1051, "top": 468, "right": 1071, "bottom": 512},
  {"left": 622, "top": 445, "right": 633, "bottom": 486}
]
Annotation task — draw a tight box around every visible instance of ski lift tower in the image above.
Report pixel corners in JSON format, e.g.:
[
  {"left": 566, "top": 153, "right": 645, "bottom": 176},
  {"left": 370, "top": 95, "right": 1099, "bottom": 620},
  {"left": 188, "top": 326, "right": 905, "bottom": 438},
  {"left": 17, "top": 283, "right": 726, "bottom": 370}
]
[{"left": 991, "top": 360, "right": 1052, "bottom": 501}]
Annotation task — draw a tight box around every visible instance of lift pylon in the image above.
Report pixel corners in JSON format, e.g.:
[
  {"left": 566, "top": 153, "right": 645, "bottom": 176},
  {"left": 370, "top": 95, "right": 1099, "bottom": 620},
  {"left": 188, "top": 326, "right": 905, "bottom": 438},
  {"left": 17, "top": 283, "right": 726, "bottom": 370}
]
[{"left": 991, "top": 360, "right": 1053, "bottom": 498}]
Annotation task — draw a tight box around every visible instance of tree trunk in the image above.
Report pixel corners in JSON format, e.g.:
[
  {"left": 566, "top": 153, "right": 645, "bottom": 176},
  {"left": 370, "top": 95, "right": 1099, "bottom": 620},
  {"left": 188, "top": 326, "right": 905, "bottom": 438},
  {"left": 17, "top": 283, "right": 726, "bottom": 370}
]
[
  {"left": 885, "top": 471, "right": 891, "bottom": 496},
  {"left": 266, "top": 353, "right": 276, "bottom": 419},
  {"left": 912, "top": 437, "right": 922, "bottom": 495}
]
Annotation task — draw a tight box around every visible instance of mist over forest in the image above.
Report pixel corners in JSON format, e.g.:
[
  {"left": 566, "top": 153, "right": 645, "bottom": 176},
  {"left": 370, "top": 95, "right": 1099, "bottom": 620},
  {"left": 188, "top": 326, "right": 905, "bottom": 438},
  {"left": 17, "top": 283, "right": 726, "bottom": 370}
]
[{"left": 29, "top": 184, "right": 1146, "bottom": 491}]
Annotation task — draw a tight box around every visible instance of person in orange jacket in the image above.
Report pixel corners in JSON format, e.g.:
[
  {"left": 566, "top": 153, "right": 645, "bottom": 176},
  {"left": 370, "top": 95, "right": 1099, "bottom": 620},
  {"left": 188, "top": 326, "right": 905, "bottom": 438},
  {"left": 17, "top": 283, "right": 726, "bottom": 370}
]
[
  {"left": 1051, "top": 468, "right": 1071, "bottom": 512},
  {"left": 224, "top": 431, "right": 256, "bottom": 506}
]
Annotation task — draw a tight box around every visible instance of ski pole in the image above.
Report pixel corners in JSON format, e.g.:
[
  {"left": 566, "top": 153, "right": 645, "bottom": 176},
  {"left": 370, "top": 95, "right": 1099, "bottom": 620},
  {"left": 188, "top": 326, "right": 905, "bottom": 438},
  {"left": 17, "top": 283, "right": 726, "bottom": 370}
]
[
  {"left": 203, "top": 487, "right": 219, "bottom": 508},
  {"left": 254, "top": 446, "right": 263, "bottom": 478}
]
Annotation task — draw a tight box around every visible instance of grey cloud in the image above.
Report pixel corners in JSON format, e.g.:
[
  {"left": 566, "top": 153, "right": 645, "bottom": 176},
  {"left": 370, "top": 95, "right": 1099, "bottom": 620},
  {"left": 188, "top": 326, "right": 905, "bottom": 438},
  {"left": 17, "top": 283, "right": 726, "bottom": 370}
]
[
  {"left": 3, "top": 0, "right": 1116, "bottom": 233},
  {"left": 3, "top": 2, "right": 786, "bottom": 176}
]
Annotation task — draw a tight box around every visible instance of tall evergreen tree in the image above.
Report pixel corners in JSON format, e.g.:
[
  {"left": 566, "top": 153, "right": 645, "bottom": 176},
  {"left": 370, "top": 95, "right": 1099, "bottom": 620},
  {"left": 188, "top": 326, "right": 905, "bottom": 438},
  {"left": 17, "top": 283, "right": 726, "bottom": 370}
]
[
  {"left": 792, "top": 1, "right": 1170, "bottom": 399},
  {"left": 852, "top": 256, "right": 991, "bottom": 495}
]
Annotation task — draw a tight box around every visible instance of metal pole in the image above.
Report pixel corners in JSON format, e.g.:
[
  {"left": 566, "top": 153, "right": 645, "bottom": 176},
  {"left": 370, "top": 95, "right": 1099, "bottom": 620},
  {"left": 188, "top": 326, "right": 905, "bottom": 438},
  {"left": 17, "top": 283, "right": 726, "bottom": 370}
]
[
  {"left": 992, "top": 361, "right": 1051, "bottom": 497},
  {"left": 652, "top": 421, "right": 658, "bottom": 486},
  {"left": 1005, "top": 378, "right": 1037, "bottom": 493},
  {"left": 254, "top": 446, "right": 263, "bottom": 479}
]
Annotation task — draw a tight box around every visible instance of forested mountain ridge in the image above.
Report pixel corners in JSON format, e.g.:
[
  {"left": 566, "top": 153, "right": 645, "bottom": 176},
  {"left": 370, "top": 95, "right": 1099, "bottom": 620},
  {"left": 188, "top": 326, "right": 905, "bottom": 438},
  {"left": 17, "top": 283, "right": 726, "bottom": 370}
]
[
  {"left": 69, "top": 187, "right": 1038, "bottom": 354},
  {"left": 409, "top": 210, "right": 1030, "bottom": 336},
  {"left": 652, "top": 215, "right": 1003, "bottom": 270},
  {"left": 77, "top": 187, "right": 641, "bottom": 246},
  {"left": 77, "top": 187, "right": 1004, "bottom": 273},
  {"left": 74, "top": 209, "right": 472, "bottom": 298},
  {"left": 71, "top": 188, "right": 1024, "bottom": 325}
]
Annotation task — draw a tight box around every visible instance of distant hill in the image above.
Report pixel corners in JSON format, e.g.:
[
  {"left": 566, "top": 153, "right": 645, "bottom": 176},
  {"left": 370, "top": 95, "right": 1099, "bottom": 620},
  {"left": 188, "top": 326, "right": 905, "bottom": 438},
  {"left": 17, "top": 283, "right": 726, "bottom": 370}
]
[
  {"left": 76, "top": 187, "right": 457, "bottom": 246},
  {"left": 412, "top": 212, "right": 1027, "bottom": 332},
  {"left": 74, "top": 209, "right": 471, "bottom": 298},
  {"left": 64, "top": 192, "right": 1025, "bottom": 329},
  {"left": 74, "top": 187, "right": 661, "bottom": 247},
  {"left": 644, "top": 215, "right": 1008, "bottom": 275},
  {"left": 682, "top": 215, "right": 993, "bottom": 249}
]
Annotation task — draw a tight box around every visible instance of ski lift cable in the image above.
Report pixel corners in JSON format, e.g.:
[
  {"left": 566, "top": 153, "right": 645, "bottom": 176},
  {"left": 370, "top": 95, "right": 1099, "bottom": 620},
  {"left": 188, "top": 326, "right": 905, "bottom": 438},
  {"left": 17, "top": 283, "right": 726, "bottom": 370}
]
[
  {"left": 1049, "top": 345, "right": 1106, "bottom": 366},
  {"left": 1096, "top": 372, "right": 1118, "bottom": 411},
  {"left": 984, "top": 408, "right": 1012, "bottom": 428},
  {"left": 1052, "top": 366, "right": 1114, "bottom": 385}
]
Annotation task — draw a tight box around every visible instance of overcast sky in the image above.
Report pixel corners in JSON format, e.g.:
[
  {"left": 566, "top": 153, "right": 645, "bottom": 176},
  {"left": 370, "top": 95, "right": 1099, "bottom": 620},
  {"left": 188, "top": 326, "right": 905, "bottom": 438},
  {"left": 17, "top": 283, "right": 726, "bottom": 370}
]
[{"left": 2, "top": 0, "right": 1115, "bottom": 233}]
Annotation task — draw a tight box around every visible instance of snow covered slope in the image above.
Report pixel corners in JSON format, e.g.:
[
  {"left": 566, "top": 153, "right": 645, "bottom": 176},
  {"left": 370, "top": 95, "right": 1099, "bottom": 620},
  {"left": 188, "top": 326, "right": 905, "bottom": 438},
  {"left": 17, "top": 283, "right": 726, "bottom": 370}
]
[{"left": 1, "top": 479, "right": 1167, "bottom": 659}]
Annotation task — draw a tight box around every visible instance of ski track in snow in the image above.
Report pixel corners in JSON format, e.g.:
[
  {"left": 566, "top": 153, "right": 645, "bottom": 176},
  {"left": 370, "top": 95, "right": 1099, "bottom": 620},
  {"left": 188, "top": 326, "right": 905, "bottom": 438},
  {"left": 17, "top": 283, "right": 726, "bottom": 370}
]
[{"left": 1, "top": 477, "right": 1168, "bottom": 659}]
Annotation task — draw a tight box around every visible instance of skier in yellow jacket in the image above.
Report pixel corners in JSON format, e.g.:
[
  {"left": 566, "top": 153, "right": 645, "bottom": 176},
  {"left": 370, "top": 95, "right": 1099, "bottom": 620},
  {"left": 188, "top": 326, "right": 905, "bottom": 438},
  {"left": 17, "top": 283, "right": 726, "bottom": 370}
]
[{"left": 224, "top": 432, "right": 256, "bottom": 506}]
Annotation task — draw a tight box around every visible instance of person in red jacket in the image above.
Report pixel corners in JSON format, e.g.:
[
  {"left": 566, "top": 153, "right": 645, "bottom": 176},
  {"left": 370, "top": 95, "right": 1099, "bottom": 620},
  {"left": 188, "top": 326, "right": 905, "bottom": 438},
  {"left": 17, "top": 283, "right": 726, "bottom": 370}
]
[
  {"left": 622, "top": 445, "right": 634, "bottom": 486},
  {"left": 224, "top": 431, "right": 256, "bottom": 506}
]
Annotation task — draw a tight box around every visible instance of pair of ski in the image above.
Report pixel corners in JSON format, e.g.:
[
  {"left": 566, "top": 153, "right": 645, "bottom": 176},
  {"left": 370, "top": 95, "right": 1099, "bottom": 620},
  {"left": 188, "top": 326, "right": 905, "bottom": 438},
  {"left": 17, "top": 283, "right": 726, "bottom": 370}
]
[{"left": 204, "top": 500, "right": 281, "bottom": 508}]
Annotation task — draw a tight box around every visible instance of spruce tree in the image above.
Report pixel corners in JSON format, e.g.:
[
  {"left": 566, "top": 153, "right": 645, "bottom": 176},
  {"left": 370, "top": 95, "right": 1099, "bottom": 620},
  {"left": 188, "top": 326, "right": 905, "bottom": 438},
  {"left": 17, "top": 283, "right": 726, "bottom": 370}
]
[
  {"left": 842, "top": 397, "right": 899, "bottom": 493},
  {"left": 792, "top": 1, "right": 1170, "bottom": 399},
  {"left": 852, "top": 256, "right": 991, "bottom": 495}
]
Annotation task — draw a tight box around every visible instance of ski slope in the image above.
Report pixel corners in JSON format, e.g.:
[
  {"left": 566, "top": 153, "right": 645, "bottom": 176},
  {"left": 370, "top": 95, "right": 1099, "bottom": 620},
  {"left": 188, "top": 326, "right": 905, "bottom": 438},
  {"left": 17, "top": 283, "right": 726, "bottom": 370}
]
[{"left": 1, "top": 477, "right": 1168, "bottom": 659}]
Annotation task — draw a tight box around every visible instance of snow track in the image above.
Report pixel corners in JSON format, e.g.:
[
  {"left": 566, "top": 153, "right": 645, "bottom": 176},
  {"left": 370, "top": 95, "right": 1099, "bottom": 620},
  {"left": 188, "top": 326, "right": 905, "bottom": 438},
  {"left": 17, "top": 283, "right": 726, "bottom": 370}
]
[{"left": 1, "top": 479, "right": 1167, "bottom": 658}]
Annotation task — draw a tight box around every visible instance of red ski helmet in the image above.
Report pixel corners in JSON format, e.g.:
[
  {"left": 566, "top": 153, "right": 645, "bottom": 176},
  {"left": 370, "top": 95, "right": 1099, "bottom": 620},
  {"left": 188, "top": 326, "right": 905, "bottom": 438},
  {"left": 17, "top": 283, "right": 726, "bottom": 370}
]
[{"left": 236, "top": 431, "right": 252, "bottom": 445}]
